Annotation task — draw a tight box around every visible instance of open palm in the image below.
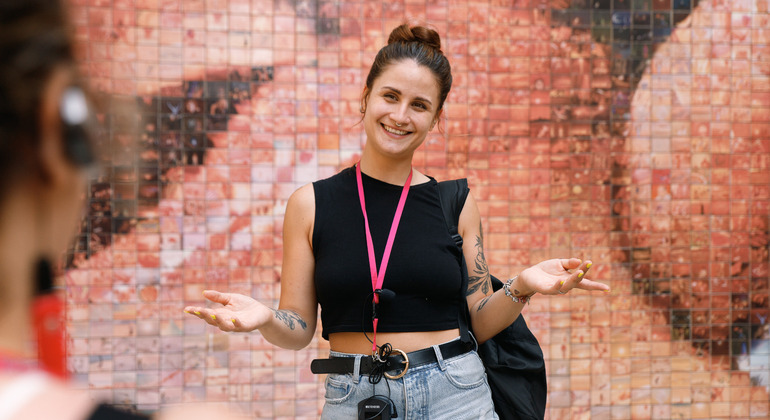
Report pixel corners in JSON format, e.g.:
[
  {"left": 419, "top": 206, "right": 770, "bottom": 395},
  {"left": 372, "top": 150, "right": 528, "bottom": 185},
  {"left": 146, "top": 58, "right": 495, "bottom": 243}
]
[
  {"left": 519, "top": 258, "right": 608, "bottom": 296},
  {"left": 184, "top": 290, "right": 272, "bottom": 333}
]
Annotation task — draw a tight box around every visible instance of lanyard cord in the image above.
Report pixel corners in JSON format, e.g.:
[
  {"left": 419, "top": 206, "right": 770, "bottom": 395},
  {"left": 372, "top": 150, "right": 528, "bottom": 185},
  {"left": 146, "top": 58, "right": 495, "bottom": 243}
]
[{"left": 355, "top": 162, "right": 413, "bottom": 356}]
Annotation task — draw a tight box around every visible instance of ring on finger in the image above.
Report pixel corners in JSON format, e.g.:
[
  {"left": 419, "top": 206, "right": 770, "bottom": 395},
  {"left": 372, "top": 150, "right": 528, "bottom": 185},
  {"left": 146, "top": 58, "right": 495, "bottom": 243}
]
[{"left": 558, "top": 290, "right": 567, "bottom": 294}]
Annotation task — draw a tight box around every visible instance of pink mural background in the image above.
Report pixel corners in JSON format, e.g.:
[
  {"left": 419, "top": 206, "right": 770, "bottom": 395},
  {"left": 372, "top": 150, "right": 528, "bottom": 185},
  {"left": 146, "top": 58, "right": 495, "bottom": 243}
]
[{"left": 63, "top": 0, "right": 769, "bottom": 418}]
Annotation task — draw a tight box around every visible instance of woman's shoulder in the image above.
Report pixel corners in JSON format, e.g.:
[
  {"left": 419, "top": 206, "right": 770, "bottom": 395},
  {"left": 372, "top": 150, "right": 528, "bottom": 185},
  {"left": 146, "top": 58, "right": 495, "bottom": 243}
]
[
  {"left": 312, "top": 165, "right": 354, "bottom": 187},
  {"left": 310, "top": 166, "right": 357, "bottom": 201},
  {"left": 0, "top": 372, "right": 95, "bottom": 420},
  {"left": 286, "top": 183, "right": 316, "bottom": 217}
]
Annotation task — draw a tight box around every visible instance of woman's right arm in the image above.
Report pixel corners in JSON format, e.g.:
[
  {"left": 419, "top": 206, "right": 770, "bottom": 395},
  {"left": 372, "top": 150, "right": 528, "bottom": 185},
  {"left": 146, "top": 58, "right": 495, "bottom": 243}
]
[{"left": 184, "top": 183, "right": 318, "bottom": 350}]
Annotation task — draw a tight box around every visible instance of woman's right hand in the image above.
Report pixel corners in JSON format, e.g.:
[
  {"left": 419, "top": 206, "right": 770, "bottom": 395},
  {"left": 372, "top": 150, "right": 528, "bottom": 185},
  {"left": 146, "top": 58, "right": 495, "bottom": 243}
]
[{"left": 184, "top": 290, "right": 272, "bottom": 333}]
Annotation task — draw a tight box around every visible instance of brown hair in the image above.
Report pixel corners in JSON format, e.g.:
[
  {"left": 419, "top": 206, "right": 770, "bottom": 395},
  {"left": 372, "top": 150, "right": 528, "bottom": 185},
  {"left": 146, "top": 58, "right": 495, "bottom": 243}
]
[
  {"left": 363, "top": 23, "right": 452, "bottom": 113},
  {"left": 0, "top": 0, "right": 76, "bottom": 198}
]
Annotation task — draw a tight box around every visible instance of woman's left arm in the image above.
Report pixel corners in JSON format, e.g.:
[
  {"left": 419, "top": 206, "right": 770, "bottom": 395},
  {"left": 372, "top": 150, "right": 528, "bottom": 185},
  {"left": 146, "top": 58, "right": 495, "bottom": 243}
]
[{"left": 459, "top": 191, "right": 610, "bottom": 343}]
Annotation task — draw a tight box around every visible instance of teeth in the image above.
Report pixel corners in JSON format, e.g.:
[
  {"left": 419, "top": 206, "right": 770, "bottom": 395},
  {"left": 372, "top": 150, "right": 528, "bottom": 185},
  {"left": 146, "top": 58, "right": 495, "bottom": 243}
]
[{"left": 383, "top": 124, "right": 408, "bottom": 135}]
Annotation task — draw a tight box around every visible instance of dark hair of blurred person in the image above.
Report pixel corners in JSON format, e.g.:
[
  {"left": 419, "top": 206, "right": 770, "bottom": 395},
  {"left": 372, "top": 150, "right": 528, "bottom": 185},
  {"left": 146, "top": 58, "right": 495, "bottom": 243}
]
[{"left": 0, "top": 1, "right": 243, "bottom": 419}]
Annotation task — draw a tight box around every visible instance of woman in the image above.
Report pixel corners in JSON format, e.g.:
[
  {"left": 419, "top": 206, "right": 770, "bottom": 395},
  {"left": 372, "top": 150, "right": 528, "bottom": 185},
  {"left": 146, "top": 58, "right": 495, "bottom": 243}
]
[
  {"left": 186, "top": 23, "right": 609, "bottom": 418},
  {"left": 0, "top": 1, "right": 241, "bottom": 419}
]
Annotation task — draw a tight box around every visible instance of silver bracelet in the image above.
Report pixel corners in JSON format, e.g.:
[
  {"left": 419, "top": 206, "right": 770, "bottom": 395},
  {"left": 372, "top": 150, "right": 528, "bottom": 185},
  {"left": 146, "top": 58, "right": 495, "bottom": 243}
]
[{"left": 503, "top": 275, "right": 532, "bottom": 305}]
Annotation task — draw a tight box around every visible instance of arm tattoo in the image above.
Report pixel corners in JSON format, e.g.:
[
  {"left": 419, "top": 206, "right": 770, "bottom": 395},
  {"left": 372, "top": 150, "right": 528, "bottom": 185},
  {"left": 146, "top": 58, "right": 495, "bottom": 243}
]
[
  {"left": 477, "top": 296, "right": 492, "bottom": 312},
  {"left": 466, "top": 222, "right": 492, "bottom": 296},
  {"left": 273, "top": 309, "right": 307, "bottom": 330}
]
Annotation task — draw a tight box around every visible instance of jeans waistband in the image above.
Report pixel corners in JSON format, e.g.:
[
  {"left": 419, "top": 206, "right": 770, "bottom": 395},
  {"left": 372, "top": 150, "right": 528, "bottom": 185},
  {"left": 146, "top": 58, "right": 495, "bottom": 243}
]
[{"left": 311, "top": 338, "right": 473, "bottom": 378}]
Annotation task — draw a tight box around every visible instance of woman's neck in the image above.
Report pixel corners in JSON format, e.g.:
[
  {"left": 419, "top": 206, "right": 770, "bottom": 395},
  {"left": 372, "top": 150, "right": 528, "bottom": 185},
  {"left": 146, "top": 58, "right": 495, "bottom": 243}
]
[
  {"left": 0, "top": 299, "right": 31, "bottom": 357},
  {"left": 358, "top": 151, "right": 415, "bottom": 186},
  {"left": 0, "top": 257, "right": 32, "bottom": 356},
  {"left": 0, "top": 194, "right": 36, "bottom": 356}
]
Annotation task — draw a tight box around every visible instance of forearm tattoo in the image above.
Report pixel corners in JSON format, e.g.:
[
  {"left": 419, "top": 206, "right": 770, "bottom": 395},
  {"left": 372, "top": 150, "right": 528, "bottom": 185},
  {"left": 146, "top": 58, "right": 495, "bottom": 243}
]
[
  {"left": 466, "top": 222, "right": 492, "bottom": 296},
  {"left": 477, "top": 296, "right": 492, "bottom": 312},
  {"left": 273, "top": 309, "right": 307, "bottom": 330}
]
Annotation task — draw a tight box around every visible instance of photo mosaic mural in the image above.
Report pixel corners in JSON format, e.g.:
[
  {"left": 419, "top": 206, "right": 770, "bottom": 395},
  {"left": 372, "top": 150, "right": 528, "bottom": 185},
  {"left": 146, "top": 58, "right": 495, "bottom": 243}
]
[{"left": 64, "top": 0, "right": 769, "bottom": 418}]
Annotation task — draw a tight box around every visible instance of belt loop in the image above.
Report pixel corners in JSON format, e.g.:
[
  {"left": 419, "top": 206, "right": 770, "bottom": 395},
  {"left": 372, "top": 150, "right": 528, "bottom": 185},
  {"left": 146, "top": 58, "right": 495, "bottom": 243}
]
[
  {"left": 352, "top": 355, "right": 362, "bottom": 383},
  {"left": 432, "top": 344, "right": 447, "bottom": 371}
]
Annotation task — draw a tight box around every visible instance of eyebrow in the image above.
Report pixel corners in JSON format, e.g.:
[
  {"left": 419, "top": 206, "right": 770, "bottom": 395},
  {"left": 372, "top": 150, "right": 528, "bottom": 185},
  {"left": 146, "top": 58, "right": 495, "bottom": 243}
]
[{"left": 380, "top": 86, "right": 433, "bottom": 106}]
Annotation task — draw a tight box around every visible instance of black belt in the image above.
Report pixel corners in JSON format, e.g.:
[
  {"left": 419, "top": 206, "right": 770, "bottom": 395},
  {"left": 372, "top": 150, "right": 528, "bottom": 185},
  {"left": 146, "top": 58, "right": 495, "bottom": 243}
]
[{"left": 310, "top": 339, "right": 473, "bottom": 380}]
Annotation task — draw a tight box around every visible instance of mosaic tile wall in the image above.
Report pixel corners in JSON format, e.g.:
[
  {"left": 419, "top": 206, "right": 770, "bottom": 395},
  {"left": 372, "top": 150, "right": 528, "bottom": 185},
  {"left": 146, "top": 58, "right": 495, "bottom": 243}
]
[{"left": 64, "top": 0, "right": 770, "bottom": 418}]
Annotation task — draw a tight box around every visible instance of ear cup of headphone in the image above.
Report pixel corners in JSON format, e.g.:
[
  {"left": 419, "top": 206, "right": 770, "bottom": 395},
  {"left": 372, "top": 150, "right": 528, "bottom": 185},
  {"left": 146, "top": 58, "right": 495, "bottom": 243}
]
[{"left": 59, "top": 86, "right": 95, "bottom": 166}]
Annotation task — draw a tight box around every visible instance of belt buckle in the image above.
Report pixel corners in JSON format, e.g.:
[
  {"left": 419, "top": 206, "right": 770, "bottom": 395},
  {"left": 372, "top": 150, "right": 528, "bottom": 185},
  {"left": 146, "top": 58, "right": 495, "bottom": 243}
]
[{"left": 384, "top": 348, "right": 409, "bottom": 380}]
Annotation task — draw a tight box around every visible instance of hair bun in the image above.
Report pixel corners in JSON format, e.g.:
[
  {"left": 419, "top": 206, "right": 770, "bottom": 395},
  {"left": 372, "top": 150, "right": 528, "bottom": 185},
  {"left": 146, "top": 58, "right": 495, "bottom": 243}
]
[{"left": 387, "top": 23, "right": 442, "bottom": 54}]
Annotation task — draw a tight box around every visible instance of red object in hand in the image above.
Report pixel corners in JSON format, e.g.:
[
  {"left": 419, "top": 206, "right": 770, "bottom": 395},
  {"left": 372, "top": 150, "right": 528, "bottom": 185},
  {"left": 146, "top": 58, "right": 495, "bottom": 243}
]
[{"left": 32, "top": 294, "right": 67, "bottom": 379}]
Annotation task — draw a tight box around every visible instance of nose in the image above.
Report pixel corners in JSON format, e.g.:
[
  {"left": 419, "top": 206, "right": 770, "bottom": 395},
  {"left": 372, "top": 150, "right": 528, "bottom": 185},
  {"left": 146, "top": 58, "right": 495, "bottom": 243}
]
[{"left": 390, "top": 104, "right": 410, "bottom": 127}]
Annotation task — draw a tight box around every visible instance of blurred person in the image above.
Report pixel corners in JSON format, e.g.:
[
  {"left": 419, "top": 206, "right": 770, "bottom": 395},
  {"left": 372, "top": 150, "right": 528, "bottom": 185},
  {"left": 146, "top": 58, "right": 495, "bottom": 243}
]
[{"left": 0, "top": 1, "right": 244, "bottom": 419}]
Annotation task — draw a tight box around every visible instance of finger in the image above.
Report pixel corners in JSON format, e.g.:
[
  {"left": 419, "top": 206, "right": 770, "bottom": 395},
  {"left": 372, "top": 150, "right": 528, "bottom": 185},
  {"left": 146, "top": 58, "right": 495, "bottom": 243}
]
[
  {"left": 559, "top": 269, "right": 585, "bottom": 294},
  {"left": 230, "top": 317, "right": 243, "bottom": 331},
  {"left": 572, "top": 261, "right": 609, "bottom": 292},
  {"left": 560, "top": 257, "right": 582, "bottom": 271},
  {"left": 186, "top": 303, "right": 241, "bottom": 331},
  {"left": 203, "top": 289, "right": 234, "bottom": 306},
  {"left": 575, "top": 270, "right": 610, "bottom": 292},
  {"left": 202, "top": 308, "right": 238, "bottom": 330},
  {"left": 210, "top": 312, "right": 237, "bottom": 331},
  {"left": 184, "top": 306, "right": 205, "bottom": 318},
  {"left": 581, "top": 260, "right": 593, "bottom": 275},
  {"left": 557, "top": 260, "right": 593, "bottom": 294},
  {"left": 552, "top": 278, "right": 567, "bottom": 295},
  {"left": 574, "top": 278, "right": 611, "bottom": 292},
  {"left": 188, "top": 308, "right": 218, "bottom": 326}
]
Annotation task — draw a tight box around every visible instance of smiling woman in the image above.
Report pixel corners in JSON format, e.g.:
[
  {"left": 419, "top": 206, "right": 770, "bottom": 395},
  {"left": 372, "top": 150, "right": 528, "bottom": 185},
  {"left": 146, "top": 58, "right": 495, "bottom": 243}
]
[
  {"left": 357, "top": 25, "right": 451, "bottom": 183},
  {"left": 361, "top": 60, "right": 441, "bottom": 180},
  {"left": 185, "top": 22, "right": 608, "bottom": 419}
]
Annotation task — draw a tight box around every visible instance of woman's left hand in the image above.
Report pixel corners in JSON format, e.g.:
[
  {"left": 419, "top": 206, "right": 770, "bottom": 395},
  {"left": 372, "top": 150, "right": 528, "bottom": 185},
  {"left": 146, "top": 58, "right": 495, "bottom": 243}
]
[{"left": 517, "top": 258, "right": 609, "bottom": 296}]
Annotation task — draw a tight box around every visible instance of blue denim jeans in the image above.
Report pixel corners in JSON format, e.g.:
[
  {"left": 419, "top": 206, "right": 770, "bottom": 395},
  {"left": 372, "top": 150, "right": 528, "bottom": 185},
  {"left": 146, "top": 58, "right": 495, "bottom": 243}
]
[{"left": 321, "top": 340, "right": 498, "bottom": 419}]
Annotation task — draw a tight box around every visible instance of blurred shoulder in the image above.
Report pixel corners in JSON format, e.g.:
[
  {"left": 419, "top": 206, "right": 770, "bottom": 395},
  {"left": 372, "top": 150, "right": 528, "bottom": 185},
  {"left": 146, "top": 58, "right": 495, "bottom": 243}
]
[{"left": 0, "top": 373, "right": 94, "bottom": 420}]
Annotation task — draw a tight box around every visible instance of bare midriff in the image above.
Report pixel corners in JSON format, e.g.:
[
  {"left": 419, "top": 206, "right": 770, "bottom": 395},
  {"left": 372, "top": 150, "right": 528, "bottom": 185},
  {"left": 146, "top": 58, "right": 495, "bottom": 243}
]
[{"left": 329, "top": 329, "right": 461, "bottom": 354}]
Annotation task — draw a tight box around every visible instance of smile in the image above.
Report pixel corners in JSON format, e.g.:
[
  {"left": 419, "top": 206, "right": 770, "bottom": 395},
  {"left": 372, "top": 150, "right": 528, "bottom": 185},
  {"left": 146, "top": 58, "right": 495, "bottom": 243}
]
[{"left": 382, "top": 124, "right": 409, "bottom": 136}]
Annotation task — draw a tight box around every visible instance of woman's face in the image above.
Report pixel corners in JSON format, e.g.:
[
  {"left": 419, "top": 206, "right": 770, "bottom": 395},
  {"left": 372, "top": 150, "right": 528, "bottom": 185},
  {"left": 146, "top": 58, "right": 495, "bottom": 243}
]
[{"left": 362, "top": 59, "right": 441, "bottom": 161}]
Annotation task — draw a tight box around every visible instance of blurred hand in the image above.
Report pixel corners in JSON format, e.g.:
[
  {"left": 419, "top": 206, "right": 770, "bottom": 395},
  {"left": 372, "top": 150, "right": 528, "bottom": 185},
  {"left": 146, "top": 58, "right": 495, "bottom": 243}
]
[
  {"left": 517, "top": 258, "right": 609, "bottom": 296},
  {"left": 184, "top": 290, "right": 272, "bottom": 332}
]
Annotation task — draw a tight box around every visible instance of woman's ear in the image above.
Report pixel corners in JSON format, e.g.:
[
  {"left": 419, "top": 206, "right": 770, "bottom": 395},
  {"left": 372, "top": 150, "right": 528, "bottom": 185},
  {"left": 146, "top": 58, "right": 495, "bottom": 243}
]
[
  {"left": 431, "top": 109, "right": 443, "bottom": 130},
  {"left": 360, "top": 86, "right": 369, "bottom": 114},
  {"left": 36, "top": 67, "right": 78, "bottom": 186}
]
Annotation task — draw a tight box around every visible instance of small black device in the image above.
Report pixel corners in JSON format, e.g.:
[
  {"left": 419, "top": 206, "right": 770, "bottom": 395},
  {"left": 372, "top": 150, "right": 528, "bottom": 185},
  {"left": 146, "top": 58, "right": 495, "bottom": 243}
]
[{"left": 357, "top": 395, "right": 397, "bottom": 420}]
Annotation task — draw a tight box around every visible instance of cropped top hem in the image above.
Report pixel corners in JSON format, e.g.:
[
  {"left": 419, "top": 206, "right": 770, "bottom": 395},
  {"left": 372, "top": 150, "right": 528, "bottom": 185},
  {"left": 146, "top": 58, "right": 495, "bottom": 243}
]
[{"left": 323, "top": 320, "right": 460, "bottom": 337}]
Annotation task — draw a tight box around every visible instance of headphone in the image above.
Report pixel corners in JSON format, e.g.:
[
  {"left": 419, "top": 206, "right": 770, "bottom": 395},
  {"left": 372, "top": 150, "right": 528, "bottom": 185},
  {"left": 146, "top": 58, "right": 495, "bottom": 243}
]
[{"left": 59, "top": 86, "right": 96, "bottom": 166}]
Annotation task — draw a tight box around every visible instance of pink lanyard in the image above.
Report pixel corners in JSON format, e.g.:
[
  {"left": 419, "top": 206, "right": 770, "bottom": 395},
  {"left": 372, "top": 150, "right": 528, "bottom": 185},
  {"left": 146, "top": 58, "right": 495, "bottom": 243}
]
[{"left": 355, "top": 163, "right": 413, "bottom": 355}]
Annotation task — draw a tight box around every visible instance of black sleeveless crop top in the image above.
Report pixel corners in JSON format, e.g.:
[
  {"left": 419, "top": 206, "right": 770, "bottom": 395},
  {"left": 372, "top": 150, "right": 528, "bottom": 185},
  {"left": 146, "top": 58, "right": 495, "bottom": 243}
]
[{"left": 312, "top": 166, "right": 464, "bottom": 340}]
